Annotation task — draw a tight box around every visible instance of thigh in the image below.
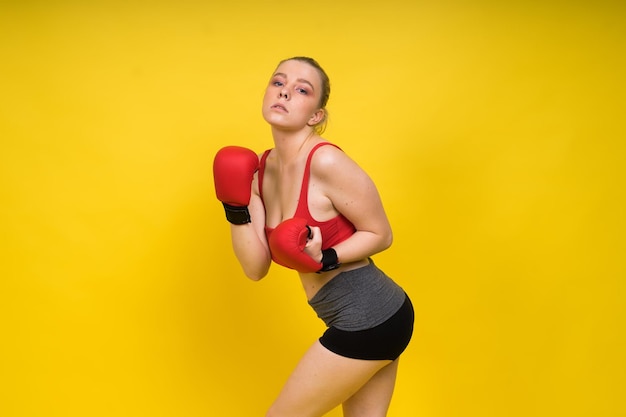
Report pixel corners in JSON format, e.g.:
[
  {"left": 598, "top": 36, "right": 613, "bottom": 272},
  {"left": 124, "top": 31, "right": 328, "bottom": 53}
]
[
  {"left": 266, "top": 341, "right": 391, "bottom": 417},
  {"left": 342, "top": 359, "right": 399, "bottom": 417}
]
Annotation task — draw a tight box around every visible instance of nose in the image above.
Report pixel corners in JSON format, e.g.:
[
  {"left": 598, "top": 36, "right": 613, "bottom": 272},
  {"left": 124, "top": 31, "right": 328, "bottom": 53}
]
[{"left": 279, "top": 89, "right": 289, "bottom": 99}]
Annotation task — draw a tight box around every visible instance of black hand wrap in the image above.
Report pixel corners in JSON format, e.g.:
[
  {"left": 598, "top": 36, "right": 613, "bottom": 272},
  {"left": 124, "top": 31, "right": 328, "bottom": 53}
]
[
  {"left": 223, "top": 203, "right": 251, "bottom": 225},
  {"left": 317, "top": 248, "right": 340, "bottom": 273}
]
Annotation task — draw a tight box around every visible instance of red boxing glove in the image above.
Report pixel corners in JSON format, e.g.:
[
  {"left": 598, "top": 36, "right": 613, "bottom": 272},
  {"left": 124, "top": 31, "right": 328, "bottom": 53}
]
[
  {"left": 213, "top": 146, "right": 259, "bottom": 224},
  {"left": 269, "top": 218, "right": 341, "bottom": 273},
  {"left": 269, "top": 218, "right": 321, "bottom": 273}
]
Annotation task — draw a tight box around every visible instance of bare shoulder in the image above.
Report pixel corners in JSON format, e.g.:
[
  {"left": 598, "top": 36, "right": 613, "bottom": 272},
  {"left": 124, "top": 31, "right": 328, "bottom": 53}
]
[{"left": 310, "top": 142, "right": 362, "bottom": 178}]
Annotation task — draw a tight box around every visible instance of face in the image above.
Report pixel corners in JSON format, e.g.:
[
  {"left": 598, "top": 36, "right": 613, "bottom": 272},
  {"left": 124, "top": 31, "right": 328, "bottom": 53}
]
[{"left": 262, "top": 59, "right": 325, "bottom": 132}]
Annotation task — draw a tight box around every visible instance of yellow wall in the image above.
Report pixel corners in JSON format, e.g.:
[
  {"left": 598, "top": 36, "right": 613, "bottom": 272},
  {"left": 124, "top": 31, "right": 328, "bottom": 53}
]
[{"left": 1, "top": 1, "right": 624, "bottom": 416}]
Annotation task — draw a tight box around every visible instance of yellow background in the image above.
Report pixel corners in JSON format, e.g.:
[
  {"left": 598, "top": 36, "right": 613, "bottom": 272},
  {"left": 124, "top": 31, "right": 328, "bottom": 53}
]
[{"left": 1, "top": 1, "right": 624, "bottom": 416}]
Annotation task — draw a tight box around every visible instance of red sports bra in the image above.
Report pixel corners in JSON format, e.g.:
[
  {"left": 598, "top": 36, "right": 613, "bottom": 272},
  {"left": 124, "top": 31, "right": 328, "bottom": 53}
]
[{"left": 259, "top": 142, "right": 356, "bottom": 256}]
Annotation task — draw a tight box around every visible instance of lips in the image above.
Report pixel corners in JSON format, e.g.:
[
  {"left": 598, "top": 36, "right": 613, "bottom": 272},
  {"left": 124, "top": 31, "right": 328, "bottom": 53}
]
[{"left": 271, "top": 103, "right": 288, "bottom": 113}]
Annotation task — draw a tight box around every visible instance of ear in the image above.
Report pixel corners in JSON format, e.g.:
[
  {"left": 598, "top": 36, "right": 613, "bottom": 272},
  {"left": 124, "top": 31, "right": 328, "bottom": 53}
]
[{"left": 307, "top": 109, "right": 325, "bottom": 126}]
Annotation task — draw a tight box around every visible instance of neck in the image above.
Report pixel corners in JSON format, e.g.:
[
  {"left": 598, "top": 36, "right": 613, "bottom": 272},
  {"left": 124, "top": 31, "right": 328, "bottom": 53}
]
[{"left": 271, "top": 127, "right": 317, "bottom": 163}]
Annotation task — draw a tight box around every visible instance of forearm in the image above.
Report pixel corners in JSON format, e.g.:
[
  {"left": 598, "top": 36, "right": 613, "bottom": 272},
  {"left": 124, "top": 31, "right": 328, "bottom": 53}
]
[
  {"left": 228, "top": 193, "right": 271, "bottom": 280},
  {"left": 331, "top": 229, "right": 393, "bottom": 265},
  {"left": 230, "top": 223, "right": 271, "bottom": 280}
]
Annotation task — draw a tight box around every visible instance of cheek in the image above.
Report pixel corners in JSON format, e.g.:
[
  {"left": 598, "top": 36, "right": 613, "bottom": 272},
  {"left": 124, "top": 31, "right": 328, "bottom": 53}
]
[
  {"left": 261, "top": 93, "right": 271, "bottom": 119},
  {"left": 261, "top": 89, "right": 276, "bottom": 111},
  {"left": 262, "top": 89, "right": 271, "bottom": 103}
]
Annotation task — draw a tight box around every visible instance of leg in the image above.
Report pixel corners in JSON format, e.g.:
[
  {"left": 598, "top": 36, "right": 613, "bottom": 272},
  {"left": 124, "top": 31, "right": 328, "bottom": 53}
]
[
  {"left": 266, "top": 341, "right": 391, "bottom": 417},
  {"left": 342, "top": 359, "right": 399, "bottom": 417}
]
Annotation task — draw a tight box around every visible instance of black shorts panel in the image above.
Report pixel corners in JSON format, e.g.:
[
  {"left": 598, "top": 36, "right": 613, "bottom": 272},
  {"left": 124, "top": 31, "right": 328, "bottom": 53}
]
[{"left": 318, "top": 294, "right": 414, "bottom": 361}]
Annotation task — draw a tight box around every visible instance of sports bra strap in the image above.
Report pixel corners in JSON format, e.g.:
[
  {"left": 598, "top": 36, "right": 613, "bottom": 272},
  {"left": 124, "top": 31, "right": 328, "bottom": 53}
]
[
  {"left": 258, "top": 142, "right": 340, "bottom": 208},
  {"left": 258, "top": 149, "right": 272, "bottom": 203},
  {"left": 295, "top": 142, "right": 340, "bottom": 217}
]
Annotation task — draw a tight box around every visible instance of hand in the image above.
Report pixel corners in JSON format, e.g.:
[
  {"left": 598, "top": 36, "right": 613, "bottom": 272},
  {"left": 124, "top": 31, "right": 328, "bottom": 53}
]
[{"left": 303, "top": 226, "right": 323, "bottom": 263}]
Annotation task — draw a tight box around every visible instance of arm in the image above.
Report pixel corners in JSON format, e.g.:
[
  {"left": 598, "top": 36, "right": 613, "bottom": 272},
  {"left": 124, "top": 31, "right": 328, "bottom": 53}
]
[
  {"left": 308, "top": 145, "right": 393, "bottom": 264},
  {"left": 229, "top": 178, "right": 272, "bottom": 280},
  {"left": 213, "top": 146, "right": 271, "bottom": 281}
]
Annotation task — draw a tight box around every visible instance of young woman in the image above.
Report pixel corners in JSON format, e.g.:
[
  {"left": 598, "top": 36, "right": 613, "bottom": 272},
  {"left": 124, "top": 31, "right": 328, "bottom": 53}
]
[{"left": 213, "top": 57, "right": 414, "bottom": 417}]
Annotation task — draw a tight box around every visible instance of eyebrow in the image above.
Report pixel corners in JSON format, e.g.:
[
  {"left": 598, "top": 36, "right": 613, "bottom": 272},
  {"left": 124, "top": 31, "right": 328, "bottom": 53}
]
[{"left": 273, "top": 72, "right": 315, "bottom": 91}]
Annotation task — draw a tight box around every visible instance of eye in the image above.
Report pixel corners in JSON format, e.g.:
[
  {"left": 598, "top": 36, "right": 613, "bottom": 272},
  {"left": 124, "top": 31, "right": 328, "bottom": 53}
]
[
  {"left": 296, "top": 87, "right": 308, "bottom": 95},
  {"left": 273, "top": 80, "right": 284, "bottom": 87}
]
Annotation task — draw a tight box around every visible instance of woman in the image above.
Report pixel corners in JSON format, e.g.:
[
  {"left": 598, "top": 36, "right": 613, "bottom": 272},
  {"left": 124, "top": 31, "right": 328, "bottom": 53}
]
[{"left": 213, "top": 56, "right": 414, "bottom": 417}]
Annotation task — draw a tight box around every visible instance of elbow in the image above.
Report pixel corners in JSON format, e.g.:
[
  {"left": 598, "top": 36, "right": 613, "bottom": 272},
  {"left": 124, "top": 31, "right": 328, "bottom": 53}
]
[
  {"left": 242, "top": 263, "right": 270, "bottom": 282},
  {"left": 245, "top": 271, "right": 266, "bottom": 282},
  {"left": 381, "top": 229, "right": 393, "bottom": 251},
  {"left": 234, "top": 249, "right": 271, "bottom": 281}
]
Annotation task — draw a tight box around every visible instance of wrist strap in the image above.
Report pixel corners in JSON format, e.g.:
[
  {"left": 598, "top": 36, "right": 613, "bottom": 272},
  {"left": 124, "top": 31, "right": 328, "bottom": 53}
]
[
  {"left": 318, "top": 248, "right": 340, "bottom": 273},
  {"left": 223, "top": 203, "right": 251, "bottom": 225}
]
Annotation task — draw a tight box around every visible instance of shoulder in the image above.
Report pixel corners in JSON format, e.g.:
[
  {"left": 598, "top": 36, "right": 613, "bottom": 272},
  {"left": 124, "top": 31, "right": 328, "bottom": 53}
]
[
  {"left": 259, "top": 148, "right": 276, "bottom": 172},
  {"left": 310, "top": 142, "right": 360, "bottom": 177},
  {"left": 310, "top": 142, "right": 350, "bottom": 167},
  {"left": 259, "top": 148, "right": 273, "bottom": 161}
]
